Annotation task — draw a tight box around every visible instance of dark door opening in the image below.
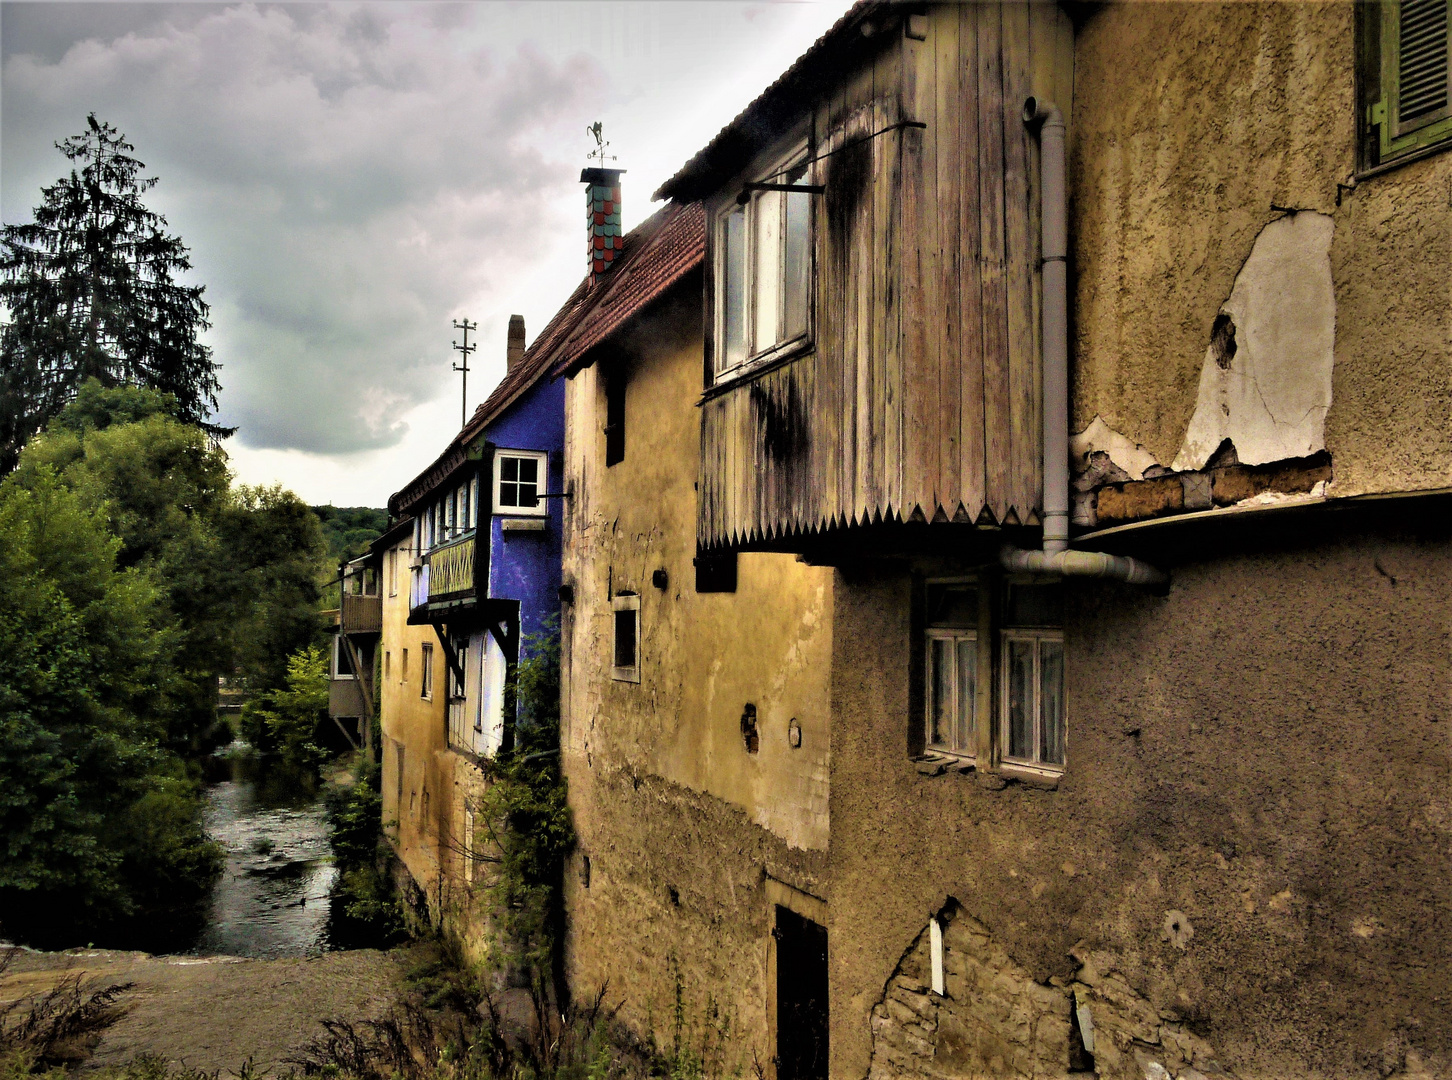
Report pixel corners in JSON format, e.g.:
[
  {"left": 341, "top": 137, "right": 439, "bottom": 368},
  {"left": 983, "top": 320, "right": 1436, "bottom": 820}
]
[{"left": 775, "top": 905, "right": 828, "bottom": 1080}]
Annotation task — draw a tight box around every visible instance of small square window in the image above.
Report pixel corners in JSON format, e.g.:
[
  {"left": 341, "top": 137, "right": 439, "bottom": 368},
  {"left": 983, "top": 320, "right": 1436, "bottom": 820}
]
[
  {"left": 494, "top": 449, "right": 548, "bottom": 516},
  {"left": 611, "top": 592, "right": 640, "bottom": 683}
]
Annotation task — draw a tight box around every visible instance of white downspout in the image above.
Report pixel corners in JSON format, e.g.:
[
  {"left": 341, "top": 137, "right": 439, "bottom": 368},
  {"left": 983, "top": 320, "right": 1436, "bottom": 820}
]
[{"left": 1002, "top": 97, "right": 1168, "bottom": 591}]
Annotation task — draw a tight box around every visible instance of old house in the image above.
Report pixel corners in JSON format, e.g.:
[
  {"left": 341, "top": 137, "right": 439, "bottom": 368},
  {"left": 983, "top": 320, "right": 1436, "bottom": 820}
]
[
  {"left": 377, "top": 309, "right": 569, "bottom": 954},
  {"left": 327, "top": 554, "right": 381, "bottom": 756},
  {"left": 559, "top": 3, "right": 1451, "bottom": 1080}
]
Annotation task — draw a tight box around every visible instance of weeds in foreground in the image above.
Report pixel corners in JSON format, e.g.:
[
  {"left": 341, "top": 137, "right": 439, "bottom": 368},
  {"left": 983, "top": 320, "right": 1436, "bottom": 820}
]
[{"left": 0, "top": 951, "right": 133, "bottom": 1070}]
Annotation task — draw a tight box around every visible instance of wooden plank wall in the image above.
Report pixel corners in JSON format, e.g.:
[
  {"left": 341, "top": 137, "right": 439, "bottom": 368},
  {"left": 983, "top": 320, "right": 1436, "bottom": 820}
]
[{"left": 698, "top": 1, "right": 1072, "bottom": 550}]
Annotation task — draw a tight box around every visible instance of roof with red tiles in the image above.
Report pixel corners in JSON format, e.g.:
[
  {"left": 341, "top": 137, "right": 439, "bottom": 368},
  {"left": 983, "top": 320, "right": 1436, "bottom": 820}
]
[
  {"left": 550, "top": 200, "right": 704, "bottom": 377},
  {"left": 388, "top": 199, "right": 703, "bottom": 516}
]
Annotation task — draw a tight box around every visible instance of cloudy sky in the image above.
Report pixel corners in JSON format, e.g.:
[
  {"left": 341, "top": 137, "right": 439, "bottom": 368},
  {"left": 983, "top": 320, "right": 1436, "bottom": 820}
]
[{"left": 1, "top": 0, "right": 852, "bottom": 506}]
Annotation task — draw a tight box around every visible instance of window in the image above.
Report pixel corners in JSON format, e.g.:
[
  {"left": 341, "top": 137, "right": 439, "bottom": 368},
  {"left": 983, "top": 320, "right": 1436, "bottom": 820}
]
[
  {"left": 1364, "top": 0, "right": 1452, "bottom": 167},
  {"left": 694, "top": 550, "right": 738, "bottom": 593},
  {"left": 446, "top": 637, "right": 469, "bottom": 750},
  {"left": 924, "top": 584, "right": 979, "bottom": 759},
  {"left": 389, "top": 550, "right": 398, "bottom": 597},
  {"left": 420, "top": 643, "right": 433, "bottom": 700},
  {"left": 999, "top": 584, "right": 1065, "bottom": 773},
  {"left": 611, "top": 592, "right": 640, "bottom": 683},
  {"left": 714, "top": 151, "right": 813, "bottom": 381},
  {"left": 604, "top": 373, "right": 625, "bottom": 467},
  {"left": 332, "top": 634, "right": 355, "bottom": 680},
  {"left": 468, "top": 477, "right": 479, "bottom": 529},
  {"left": 494, "top": 449, "right": 547, "bottom": 516},
  {"left": 402, "top": 647, "right": 409, "bottom": 684}
]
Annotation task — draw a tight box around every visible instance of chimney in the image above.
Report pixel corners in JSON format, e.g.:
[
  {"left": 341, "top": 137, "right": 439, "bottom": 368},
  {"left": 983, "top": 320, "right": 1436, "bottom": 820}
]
[
  {"left": 506, "top": 314, "right": 525, "bottom": 373},
  {"left": 581, "top": 167, "right": 625, "bottom": 285}
]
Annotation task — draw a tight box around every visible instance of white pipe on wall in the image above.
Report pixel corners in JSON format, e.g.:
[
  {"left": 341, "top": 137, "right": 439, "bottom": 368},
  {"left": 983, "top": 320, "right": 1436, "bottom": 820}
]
[{"left": 1003, "top": 97, "right": 1168, "bottom": 591}]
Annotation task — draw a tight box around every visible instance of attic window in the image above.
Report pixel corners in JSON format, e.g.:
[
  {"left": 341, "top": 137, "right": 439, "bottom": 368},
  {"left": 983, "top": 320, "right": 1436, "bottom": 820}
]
[{"left": 714, "top": 149, "right": 813, "bottom": 381}]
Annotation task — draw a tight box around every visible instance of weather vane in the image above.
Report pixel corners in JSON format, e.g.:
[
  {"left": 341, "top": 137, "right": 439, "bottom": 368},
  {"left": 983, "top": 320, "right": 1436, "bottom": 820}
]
[
  {"left": 587, "top": 122, "right": 616, "bottom": 168},
  {"left": 452, "top": 318, "right": 476, "bottom": 429}
]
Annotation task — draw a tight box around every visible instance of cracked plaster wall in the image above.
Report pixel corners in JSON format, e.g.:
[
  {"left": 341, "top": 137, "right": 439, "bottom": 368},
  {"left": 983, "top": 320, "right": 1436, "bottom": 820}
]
[
  {"left": 828, "top": 526, "right": 1450, "bottom": 1080},
  {"left": 560, "top": 281, "right": 830, "bottom": 1059},
  {"left": 1071, "top": 1, "right": 1452, "bottom": 499}
]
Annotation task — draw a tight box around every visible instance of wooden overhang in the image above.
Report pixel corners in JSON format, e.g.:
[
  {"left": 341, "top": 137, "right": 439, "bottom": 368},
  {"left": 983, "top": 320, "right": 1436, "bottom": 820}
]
[{"left": 666, "top": 1, "right": 1073, "bottom": 555}]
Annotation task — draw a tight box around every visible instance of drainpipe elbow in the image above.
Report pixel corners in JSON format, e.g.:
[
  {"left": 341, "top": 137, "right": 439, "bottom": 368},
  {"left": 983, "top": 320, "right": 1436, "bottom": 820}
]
[{"left": 999, "top": 545, "right": 1170, "bottom": 592}]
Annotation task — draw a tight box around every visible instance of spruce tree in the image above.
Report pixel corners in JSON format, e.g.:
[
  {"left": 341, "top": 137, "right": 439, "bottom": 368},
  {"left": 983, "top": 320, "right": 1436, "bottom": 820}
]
[{"left": 0, "top": 114, "right": 229, "bottom": 473}]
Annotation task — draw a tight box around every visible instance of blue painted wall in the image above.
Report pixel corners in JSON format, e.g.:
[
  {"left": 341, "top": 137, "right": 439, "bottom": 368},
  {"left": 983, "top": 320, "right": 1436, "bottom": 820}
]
[{"left": 480, "top": 375, "right": 565, "bottom": 666}]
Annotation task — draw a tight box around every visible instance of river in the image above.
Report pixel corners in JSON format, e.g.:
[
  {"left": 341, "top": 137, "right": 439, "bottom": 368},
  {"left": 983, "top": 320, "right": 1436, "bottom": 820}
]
[{"left": 193, "top": 760, "right": 339, "bottom": 958}]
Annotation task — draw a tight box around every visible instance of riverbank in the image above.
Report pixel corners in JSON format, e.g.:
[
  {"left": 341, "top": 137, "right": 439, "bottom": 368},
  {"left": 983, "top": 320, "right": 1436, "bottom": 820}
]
[{"left": 1, "top": 946, "right": 408, "bottom": 1074}]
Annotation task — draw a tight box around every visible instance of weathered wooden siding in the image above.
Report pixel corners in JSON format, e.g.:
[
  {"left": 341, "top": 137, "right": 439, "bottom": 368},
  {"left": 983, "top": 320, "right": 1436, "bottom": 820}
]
[{"left": 699, "top": 1, "right": 1072, "bottom": 550}]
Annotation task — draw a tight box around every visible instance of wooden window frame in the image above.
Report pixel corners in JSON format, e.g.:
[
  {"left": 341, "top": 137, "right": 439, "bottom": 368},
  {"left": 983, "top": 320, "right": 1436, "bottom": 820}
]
[
  {"left": 494, "top": 448, "right": 549, "bottom": 517},
  {"left": 420, "top": 642, "right": 434, "bottom": 701},
  {"left": 611, "top": 592, "right": 640, "bottom": 684},
  {"left": 997, "top": 628, "right": 1065, "bottom": 777},
  {"left": 711, "top": 144, "right": 815, "bottom": 385},
  {"left": 1361, "top": 0, "right": 1452, "bottom": 171},
  {"left": 925, "top": 628, "right": 978, "bottom": 760}
]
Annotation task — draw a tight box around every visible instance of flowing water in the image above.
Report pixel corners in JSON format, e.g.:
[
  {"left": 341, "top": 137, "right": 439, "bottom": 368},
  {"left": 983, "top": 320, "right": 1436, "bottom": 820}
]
[{"left": 193, "top": 756, "right": 338, "bottom": 958}]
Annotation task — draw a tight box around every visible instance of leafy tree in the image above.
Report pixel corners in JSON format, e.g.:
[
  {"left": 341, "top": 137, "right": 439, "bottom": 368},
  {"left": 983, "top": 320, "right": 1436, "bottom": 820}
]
[
  {"left": 240, "top": 645, "right": 329, "bottom": 774},
  {"left": 12, "top": 383, "right": 326, "bottom": 750},
  {"left": 313, "top": 505, "right": 389, "bottom": 565},
  {"left": 0, "top": 115, "right": 228, "bottom": 474},
  {"left": 476, "top": 627, "right": 574, "bottom": 1000},
  {"left": 0, "top": 469, "right": 220, "bottom": 944}
]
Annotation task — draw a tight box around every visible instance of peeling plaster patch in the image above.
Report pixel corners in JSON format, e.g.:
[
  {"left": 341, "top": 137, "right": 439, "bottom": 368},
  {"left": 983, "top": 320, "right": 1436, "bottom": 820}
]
[
  {"left": 1173, "top": 212, "right": 1336, "bottom": 471},
  {"left": 1072, "top": 415, "right": 1162, "bottom": 481}
]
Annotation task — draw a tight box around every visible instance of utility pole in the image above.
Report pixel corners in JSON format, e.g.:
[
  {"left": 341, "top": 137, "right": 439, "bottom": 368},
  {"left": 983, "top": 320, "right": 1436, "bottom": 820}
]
[{"left": 451, "top": 318, "right": 476, "bottom": 429}]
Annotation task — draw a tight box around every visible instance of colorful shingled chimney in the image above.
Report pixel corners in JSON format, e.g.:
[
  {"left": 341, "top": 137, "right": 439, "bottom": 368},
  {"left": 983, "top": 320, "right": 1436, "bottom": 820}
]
[{"left": 581, "top": 167, "right": 624, "bottom": 285}]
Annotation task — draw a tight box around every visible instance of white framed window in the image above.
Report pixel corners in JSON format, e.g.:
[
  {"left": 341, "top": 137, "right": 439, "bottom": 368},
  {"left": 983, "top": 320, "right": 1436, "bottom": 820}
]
[
  {"left": 494, "top": 449, "right": 547, "bottom": 516},
  {"left": 999, "top": 631, "right": 1065, "bottom": 772},
  {"left": 714, "top": 149, "right": 813, "bottom": 382},
  {"left": 468, "top": 477, "right": 479, "bottom": 529},
  {"left": 332, "top": 634, "right": 355, "bottom": 680},
  {"left": 420, "top": 642, "right": 434, "bottom": 701},
  {"left": 611, "top": 592, "right": 640, "bottom": 683}
]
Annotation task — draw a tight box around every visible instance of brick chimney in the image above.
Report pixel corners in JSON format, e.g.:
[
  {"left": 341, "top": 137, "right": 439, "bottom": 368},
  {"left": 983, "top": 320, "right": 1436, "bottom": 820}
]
[
  {"left": 581, "top": 167, "right": 625, "bottom": 285},
  {"left": 506, "top": 314, "right": 525, "bottom": 373}
]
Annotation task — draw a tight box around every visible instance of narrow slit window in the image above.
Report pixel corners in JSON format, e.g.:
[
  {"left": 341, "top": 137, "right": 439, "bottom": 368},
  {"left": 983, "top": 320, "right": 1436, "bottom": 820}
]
[
  {"left": 924, "top": 584, "right": 979, "bottom": 760},
  {"left": 611, "top": 593, "right": 640, "bottom": 683}
]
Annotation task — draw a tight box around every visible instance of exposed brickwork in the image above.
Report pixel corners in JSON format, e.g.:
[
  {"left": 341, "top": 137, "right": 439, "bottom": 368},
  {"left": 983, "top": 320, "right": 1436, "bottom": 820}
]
[{"left": 868, "top": 906, "right": 1233, "bottom": 1080}]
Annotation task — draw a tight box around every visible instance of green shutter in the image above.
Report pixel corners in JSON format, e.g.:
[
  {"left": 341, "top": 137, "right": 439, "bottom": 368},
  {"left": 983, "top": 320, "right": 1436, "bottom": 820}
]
[{"left": 1380, "top": 0, "right": 1452, "bottom": 160}]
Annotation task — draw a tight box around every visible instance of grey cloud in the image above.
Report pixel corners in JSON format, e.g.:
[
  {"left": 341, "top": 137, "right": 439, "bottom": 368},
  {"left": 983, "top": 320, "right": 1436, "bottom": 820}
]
[{"left": 2, "top": 3, "right": 609, "bottom": 454}]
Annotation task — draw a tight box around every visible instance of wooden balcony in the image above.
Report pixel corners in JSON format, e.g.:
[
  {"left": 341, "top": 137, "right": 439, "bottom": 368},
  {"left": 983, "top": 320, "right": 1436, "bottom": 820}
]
[
  {"left": 329, "top": 677, "right": 367, "bottom": 719},
  {"left": 408, "top": 532, "right": 482, "bottom": 623},
  {"left": 340, "top": 593, "right": 382, "bottom": 635}
]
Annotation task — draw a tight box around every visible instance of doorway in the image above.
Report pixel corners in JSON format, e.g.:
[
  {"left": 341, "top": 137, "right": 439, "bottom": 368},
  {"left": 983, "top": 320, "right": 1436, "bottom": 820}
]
[{"left": 775, "top": 905, "right": 828, "bottom": 1080}]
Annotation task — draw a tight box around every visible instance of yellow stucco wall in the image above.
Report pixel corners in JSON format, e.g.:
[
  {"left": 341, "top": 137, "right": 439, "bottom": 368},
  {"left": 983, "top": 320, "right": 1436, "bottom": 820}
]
[
  {"left": 1070, "top": 1, "right": 1451, "bottom": 498},
  {"left": 561, "top": 282, "right": 833, "bottom": 1058},
  {"left": 378, "top": 536, "right": 486, "bottom": 945}
]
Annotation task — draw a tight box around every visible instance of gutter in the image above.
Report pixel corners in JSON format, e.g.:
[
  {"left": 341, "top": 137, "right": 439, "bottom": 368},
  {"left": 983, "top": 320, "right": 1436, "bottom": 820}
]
[{"left": 1002, "top": 97, "right": 1168, "bottom": 592}]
